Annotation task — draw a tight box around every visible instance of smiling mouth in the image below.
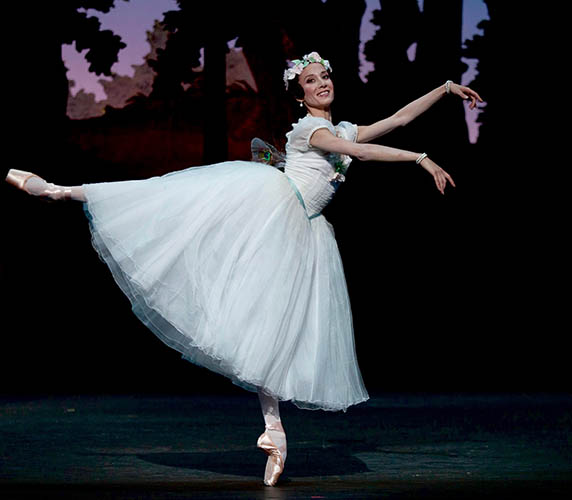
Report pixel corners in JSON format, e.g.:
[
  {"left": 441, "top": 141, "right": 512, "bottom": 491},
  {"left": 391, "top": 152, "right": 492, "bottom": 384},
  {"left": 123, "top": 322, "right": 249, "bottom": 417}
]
[{"left": 317, "top": 90, "right": 330, "bottom": 97}]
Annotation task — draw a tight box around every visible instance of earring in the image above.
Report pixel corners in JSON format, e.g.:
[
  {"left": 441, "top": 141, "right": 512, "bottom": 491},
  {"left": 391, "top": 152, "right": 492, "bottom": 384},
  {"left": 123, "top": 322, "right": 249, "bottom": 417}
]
[{"left": 299, "top": 101, "right": 304, "bottom": 108}]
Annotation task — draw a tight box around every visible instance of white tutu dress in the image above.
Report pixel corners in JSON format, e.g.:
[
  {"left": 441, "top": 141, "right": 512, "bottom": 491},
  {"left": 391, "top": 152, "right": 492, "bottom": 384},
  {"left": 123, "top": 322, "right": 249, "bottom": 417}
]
[{"left": 83, "top": 115, "right": 369, "bottom": 412}]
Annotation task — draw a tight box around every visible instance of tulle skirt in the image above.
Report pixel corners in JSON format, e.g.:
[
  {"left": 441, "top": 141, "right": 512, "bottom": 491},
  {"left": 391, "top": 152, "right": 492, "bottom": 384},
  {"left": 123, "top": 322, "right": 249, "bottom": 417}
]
[{"left": 83, "top": 160, "right": 369, "bottom": 411}]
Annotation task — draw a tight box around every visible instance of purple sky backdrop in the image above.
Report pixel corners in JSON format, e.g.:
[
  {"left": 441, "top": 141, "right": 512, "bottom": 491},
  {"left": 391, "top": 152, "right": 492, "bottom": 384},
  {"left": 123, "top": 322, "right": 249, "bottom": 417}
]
[{"left": 63, "top": 0, "right": 488, "bottom": 142}]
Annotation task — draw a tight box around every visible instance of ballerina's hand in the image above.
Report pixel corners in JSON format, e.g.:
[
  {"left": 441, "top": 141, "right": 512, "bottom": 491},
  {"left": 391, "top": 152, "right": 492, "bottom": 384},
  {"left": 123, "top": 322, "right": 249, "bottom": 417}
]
[
  {"left": 419, "top": 157, "right": 456, "bottom": 195},
  {"left": 449, "top": 83, "right": 483, "bottom": 110}
]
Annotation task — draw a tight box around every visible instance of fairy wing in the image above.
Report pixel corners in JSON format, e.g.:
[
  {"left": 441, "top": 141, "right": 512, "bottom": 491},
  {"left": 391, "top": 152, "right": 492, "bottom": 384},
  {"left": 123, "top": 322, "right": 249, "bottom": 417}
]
[{"left": 251, "top": 138, "right": 286, "bottom": 170}]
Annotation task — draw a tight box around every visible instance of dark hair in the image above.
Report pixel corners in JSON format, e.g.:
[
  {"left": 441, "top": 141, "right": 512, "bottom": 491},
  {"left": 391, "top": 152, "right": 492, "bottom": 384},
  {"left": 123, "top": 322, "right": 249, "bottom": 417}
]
[
  {"left": 286, "top": 75, "right": 305, "bottom": 101},
  {"left": 285, "top": 69, "right": 333, "bottom": 103}
]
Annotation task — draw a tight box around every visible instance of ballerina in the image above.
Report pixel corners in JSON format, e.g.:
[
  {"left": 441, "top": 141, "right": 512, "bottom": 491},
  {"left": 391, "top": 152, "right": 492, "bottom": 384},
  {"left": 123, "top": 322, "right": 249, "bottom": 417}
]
[{"left": 6, "top": 51, "right": 481, "bottom": 486}]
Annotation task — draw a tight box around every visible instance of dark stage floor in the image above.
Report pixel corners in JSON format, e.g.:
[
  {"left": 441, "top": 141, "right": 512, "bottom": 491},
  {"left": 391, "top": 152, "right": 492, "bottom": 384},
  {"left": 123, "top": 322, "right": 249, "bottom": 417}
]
[{"left": 1, "top": 392, "right": 570, "bottom": 499}]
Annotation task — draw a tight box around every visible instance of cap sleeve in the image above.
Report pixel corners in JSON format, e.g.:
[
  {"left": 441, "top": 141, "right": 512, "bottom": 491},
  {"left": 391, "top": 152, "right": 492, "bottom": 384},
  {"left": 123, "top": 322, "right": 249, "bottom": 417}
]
[
  {"left": 287, "top": 116, "right": 336, "bottom": 152},
  {"left": 336, "top": 121, "right": 358, "bottom": 143}
]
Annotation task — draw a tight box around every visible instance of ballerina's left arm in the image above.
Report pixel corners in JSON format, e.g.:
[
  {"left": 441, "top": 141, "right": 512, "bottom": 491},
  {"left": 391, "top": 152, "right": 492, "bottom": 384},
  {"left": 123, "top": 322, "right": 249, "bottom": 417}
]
[
  {"left": 310, "top": 130, "right": 457, "bottom": 195},
  {"left": 356, "top": 81, "right": 483, "bottom": 143}
]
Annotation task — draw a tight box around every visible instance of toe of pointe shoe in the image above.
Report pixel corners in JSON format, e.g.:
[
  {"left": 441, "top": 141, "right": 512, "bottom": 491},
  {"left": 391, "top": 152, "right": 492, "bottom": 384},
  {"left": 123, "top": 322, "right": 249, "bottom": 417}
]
[
  {"left": 257, "top": 431, "right": 285, "bottom": 486},
  {"left": 5, "top": 169, "right": 42, "bottom": 191},
  {"left": 263, "top": 457, "right": 284, "bottom": 486}
]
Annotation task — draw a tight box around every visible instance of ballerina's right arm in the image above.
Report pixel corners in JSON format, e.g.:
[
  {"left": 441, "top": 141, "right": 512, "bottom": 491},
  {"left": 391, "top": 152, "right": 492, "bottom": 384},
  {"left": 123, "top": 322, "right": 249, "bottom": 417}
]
[{"left": 309, "top": 128, "right": 455, "bottom": 195}]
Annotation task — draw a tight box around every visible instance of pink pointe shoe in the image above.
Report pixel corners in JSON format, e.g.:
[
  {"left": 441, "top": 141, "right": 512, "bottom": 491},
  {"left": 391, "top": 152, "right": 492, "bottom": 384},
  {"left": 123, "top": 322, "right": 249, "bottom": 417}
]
[
  {"left": 256, "top": 423, "right": 287, "bottom": 486},
  {"left": 5, "top": 169, "right": 71, "bottom": 201}
]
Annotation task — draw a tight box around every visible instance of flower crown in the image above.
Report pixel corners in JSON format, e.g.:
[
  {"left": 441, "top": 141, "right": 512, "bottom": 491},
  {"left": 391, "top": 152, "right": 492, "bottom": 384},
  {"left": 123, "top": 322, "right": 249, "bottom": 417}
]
[{"left": 283, "top": 52, "right": 332, "bottom": 90}]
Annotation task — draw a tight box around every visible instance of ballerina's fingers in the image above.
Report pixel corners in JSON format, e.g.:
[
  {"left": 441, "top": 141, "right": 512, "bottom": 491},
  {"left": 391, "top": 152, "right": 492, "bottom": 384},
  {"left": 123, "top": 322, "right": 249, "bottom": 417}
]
[
  {"left": 454, "top": 85, "right": 483, "bottom": 110},
  {"left": 433, "top": 171, "right": 445, "bottom": 195},
  {"left": 465, "top": 88, "right": 484, "bottom": 110},
  {"left": 434, "top": 169, "right": 455, "bottom": 195},
  {"left": 444, "top": 170, "right": 456, "bottom": 189}
]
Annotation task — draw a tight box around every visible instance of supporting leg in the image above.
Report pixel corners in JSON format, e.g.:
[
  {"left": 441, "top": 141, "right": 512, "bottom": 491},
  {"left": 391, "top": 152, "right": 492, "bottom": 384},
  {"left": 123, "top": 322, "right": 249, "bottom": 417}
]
[
  {"left": 258, "top": 389, "right": 283, "bottom": 431},
  {"left": 257, "top": 389, "right": 288, "bottom": 486}
]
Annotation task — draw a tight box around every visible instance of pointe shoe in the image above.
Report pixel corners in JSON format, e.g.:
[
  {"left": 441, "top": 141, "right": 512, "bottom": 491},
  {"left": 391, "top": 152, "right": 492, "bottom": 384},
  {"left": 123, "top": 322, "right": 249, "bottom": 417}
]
[
  {"left": 5, "top": 169, "right": 71, "bottom": 201},
  {"left": 257, "top": 423, "right": 287, "bottom": 486},
  {"left": 5, "top": 169, "right": 40, "bottom": 191}
]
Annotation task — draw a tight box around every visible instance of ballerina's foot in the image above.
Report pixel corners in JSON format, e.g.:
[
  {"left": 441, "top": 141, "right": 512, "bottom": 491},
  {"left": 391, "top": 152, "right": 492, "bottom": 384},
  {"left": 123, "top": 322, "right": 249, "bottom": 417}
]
[
  {"left": 257, "top": 423, "right": 287, "bottom": 486},
  {"left": 5, "top": 169, "right": 72, "bottom": 201}
]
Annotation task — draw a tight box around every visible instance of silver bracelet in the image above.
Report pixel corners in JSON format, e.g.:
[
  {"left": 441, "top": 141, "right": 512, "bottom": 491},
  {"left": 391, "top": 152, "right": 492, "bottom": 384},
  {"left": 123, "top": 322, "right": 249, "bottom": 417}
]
[
  {"left": 416, "top": 152, "right": 428, "bottom": 164},
  {"left": 445, "top": 80, "right": 453, "bottom": 94}
]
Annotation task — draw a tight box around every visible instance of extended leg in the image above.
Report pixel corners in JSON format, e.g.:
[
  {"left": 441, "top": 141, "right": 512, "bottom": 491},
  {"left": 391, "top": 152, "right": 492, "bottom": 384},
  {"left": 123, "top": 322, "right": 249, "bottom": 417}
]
[{"left": 6, "top": 169, "right": 86, "bottom": 202}]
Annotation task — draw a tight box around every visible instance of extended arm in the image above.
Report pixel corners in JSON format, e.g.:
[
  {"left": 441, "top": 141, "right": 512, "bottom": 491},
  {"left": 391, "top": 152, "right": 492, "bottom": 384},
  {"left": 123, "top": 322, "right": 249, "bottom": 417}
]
[
  {"left": 356, "top": 81, "right": 483, "bottom": 143},
  {"left": 310, "top": 128, "right": 455, "bottom": 194}
]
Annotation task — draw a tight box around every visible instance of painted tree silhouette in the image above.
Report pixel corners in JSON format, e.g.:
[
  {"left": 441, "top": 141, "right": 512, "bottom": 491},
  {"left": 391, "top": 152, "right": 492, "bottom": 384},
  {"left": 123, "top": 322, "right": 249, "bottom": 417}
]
[
  {"left": 364, "top": 0, "right": 468, "bottom": 154},
  {"left": 8, "top": 1, "right": 127, "bottom": 170},
  {"left": 416, "top": 0, "right": 468, "bottom": 151},
  {"left": 54, "top": 1, "right": 127, "bottom": 122},
  {"left": 152, "top": 0, "right": 366, "bottom": 163},
  {"left": 364, "top": 0, "right": 422, "bottom": 122},
  {"left": 153, "top": 1, "right": 249, "bottom": 163},
  {"left": 462, "top": 1, "right": 499, "bottom": 155}
]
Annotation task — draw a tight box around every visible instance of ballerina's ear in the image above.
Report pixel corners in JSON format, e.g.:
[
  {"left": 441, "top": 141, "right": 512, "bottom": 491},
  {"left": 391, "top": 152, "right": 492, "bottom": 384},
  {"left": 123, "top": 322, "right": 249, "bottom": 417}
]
[{"left": 250, "top": 138, "right": 286, "bottom": 170}]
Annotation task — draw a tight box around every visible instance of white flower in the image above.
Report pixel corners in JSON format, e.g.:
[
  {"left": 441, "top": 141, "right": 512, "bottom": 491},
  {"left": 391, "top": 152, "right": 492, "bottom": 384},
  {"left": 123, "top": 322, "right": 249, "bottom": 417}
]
[
  {"left": 283, "top": 52, "right": 333, "bottom": 89},
  {"left": 339, "top": 154, "right": 351, "bottom": 168},
  {"left": 330, "top": 172, "right": 346, "bottom": 183},
  {"left": 306, "top": 51, "right": 321, "bottom": 62}
]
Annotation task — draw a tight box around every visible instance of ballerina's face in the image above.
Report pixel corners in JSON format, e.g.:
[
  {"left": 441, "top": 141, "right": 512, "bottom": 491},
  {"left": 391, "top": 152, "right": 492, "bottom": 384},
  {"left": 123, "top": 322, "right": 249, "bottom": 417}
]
[{"left": 298, "top": 62, "right": 334, "bottom": 111}]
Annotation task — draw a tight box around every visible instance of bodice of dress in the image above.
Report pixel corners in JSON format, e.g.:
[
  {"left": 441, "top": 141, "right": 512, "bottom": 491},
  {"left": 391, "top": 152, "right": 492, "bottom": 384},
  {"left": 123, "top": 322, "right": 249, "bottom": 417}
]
[{"left": 284, "top": 115, "right": 358, "bottom": 218}]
